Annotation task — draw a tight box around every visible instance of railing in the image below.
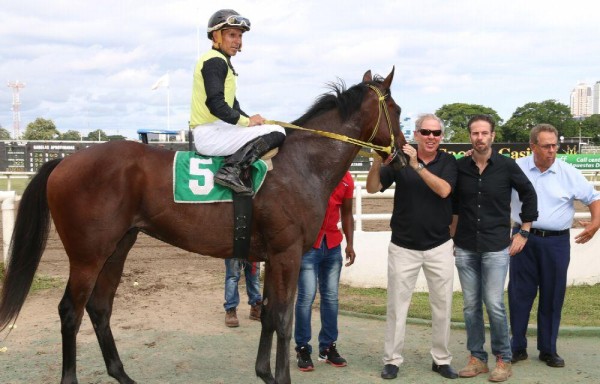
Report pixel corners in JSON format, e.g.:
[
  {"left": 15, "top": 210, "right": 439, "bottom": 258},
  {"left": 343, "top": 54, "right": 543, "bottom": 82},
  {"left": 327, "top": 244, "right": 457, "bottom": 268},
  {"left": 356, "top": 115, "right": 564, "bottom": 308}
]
[
  {"left": 352, "top": 181, "right": 597, "bottom": 231},
  {"left": 1, "top": 172, "right": 597, "bottom": 231},
  {"left": 0, "top": 172, "right": 35, "bottom": 191}
]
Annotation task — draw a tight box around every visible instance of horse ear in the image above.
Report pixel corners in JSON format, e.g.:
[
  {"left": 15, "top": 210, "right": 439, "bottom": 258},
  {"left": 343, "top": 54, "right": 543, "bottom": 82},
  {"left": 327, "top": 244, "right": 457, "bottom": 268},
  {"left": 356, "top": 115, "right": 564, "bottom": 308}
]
[
  {"left": 362, "top": 70, "right": 372, "bottom": 83},
  {"left": 382, "top": 66, "right": 395, "bottom": 90}
]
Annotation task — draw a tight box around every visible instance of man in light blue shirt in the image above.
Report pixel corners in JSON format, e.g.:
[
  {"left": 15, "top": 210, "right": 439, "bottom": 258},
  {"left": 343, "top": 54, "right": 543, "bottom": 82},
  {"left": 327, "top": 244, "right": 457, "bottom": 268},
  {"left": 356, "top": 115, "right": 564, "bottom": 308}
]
[{"left": 509, "top": 123, "right": 600, "bottom": 368}]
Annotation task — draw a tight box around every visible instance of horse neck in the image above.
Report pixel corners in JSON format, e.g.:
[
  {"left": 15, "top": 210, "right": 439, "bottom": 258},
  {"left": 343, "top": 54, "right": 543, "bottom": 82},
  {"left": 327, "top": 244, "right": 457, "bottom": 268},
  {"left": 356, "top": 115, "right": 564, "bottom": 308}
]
[{"left": 279, "top": 115, "right": 360, "bottom": 193}]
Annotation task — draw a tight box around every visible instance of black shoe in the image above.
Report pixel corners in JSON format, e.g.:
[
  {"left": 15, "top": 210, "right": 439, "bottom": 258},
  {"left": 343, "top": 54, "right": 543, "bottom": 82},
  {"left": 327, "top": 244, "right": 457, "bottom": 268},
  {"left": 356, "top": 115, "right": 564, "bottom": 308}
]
[
  {"left": 296, "top": 346, "right": 314, "bottom": 372},
  {"left": 318, "top": 343, "right": 347, "bottom": 367},
  {"left": 511, "top": 349, "right": 528, "bottom": 363},
  {"left": 539, "top": 352, "right": 565, "bottom": 367},
  {"left": 381, "top": 364, "right": 399, "bottom": 379},
  {"left": 432, "top": 362, "right": 458, "bottom": 379}
]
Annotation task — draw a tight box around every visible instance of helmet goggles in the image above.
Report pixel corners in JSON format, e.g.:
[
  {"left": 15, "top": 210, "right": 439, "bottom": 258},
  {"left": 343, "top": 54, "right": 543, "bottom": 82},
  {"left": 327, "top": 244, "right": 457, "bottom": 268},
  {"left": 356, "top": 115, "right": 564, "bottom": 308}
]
[{"left": 208, "top": 15, "right": 251, "bottom": 33}]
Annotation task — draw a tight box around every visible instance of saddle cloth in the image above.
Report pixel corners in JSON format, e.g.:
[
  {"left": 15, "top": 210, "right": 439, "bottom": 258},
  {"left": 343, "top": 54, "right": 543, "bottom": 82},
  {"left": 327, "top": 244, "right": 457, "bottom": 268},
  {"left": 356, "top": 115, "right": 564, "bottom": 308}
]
[{"left": 173, "top": 151, "right": 268, "bottom": 203}]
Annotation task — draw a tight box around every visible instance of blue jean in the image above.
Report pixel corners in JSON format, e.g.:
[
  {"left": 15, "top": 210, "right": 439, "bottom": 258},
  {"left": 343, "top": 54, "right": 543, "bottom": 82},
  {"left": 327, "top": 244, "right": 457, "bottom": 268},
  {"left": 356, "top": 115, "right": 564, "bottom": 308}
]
[
  {"left": 455, "top": 246, "right": 512, "bottom": 363},
  {"left": 294, "top": 239, "right": 343, "bottom": 353},
  {"left": 224, "top": 259, "right": 262, "bottom": 311}
]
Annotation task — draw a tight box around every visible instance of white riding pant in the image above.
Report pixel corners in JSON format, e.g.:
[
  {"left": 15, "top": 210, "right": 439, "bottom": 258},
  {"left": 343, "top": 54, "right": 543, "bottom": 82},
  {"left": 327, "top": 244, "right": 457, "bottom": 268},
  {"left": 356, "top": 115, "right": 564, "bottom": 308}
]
[
  {"left": 193, "top": 121, "right": 285, "bottom": 156},
  {"left": 383, "top": 239, "right": 455, "bottom": 367}
]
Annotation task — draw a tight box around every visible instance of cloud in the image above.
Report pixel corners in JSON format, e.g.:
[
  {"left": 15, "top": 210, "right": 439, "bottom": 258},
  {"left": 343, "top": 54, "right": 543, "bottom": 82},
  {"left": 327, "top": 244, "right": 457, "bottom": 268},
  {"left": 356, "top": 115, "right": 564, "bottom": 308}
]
[{"left": 1, "top": 0, "right": 599, "bottom": 139}]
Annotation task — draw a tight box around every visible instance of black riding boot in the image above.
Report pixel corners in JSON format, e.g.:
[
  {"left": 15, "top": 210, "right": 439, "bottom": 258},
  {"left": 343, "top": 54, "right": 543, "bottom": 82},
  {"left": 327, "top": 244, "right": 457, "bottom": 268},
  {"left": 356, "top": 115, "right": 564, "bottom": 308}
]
[{"left": 215, "top": 132, "right": 285, "bottom": 195}]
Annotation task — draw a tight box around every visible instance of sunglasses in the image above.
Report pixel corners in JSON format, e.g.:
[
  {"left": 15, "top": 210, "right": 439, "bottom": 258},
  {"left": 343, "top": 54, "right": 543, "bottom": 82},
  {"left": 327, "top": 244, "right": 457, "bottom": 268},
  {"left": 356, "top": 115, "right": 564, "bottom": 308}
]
[
  {"left": 208, "top": 15, "right": 251, "bottom": 32},
  {"left": 418, "top": 129, "right": 442, "bottom": 137}
]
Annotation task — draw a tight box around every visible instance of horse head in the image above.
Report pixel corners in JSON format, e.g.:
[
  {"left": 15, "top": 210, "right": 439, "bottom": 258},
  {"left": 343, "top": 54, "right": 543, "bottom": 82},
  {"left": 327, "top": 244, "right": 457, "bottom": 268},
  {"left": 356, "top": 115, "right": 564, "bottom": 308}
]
[{"left": 362, "top": 67, "right": 408, "bottom": 170}]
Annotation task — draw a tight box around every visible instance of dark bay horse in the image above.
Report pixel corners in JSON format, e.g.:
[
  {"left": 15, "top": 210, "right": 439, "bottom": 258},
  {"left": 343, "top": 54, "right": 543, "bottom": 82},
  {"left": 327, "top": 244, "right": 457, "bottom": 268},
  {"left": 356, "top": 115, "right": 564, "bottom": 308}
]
[{"left": 0, "top": 69, "right": 406, "bottom": 384}]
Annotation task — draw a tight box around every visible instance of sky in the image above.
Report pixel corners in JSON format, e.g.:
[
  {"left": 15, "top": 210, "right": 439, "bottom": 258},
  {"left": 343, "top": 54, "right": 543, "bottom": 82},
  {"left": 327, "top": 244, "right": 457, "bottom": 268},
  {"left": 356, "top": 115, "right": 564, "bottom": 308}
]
[{"left": 1, "top": 0, "right": 599, "bottom": 140}]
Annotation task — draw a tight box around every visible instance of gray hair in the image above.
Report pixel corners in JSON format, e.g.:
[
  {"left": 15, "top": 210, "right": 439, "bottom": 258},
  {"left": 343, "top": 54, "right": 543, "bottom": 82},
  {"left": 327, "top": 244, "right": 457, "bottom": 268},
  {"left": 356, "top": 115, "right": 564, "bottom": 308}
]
[
  {"left": 530, "top": 123, "right": 558, "bottom": 144},
  {"left": 414, "top": 113, "right": 444, "bottom": 132}
]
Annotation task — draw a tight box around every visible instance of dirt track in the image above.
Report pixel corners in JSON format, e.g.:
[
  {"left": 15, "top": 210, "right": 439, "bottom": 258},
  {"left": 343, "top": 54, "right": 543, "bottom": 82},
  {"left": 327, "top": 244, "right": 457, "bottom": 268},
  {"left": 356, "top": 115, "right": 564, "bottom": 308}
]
[
  {"left": 2, "top": 198, "right": 598, "bottom": 383},
  {"left": 0, "top": 199, "right": 393, "bottom": 383}
]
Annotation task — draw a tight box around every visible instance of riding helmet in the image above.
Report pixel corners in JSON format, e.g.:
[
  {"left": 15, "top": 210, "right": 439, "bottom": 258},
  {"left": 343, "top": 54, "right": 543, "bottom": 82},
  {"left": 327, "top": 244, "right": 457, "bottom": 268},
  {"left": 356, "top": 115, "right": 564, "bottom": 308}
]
[{"left": 207, "top": 9, "right": 251, "bottom": 39}]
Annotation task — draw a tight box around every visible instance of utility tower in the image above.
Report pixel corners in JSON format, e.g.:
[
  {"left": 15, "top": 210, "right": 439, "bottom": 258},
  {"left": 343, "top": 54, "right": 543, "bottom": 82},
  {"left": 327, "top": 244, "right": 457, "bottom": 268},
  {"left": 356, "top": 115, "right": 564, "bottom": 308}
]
[{"left": 7, "top": 80, "right": 26, "bottom": 139}]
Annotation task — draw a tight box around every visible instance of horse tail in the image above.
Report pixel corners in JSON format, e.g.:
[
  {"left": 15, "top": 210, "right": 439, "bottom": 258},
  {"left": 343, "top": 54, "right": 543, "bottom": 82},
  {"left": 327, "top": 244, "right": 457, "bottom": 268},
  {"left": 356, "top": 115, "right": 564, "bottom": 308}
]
[{"left": 0, "top": 158, "right": 63, "bottom": 332}]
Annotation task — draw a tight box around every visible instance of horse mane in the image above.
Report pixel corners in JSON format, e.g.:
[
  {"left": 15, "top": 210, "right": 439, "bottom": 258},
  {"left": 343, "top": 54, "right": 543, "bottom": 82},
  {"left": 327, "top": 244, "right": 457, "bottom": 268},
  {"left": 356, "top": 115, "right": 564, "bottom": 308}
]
[{"left": 289, "top": 75, "right": 386, "bottom": 134}]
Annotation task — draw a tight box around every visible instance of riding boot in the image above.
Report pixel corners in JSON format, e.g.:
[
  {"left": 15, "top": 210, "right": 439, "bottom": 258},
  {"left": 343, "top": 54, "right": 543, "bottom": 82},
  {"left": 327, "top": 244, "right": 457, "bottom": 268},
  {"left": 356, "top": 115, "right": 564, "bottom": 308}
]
[{"left": 215, "top": 132, "right": 285, "bottom": 195}]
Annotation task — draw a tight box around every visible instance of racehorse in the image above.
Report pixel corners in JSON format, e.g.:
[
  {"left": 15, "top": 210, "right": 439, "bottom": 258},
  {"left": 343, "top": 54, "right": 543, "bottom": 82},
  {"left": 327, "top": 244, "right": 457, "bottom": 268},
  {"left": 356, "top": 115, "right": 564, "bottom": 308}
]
[{"left": 0, "top": 68, "right": 406, "bottom": 384}]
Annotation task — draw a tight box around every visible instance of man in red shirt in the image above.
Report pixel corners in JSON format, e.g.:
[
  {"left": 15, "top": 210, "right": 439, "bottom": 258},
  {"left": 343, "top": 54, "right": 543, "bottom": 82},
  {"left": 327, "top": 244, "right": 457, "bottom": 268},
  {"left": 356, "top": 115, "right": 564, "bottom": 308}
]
[{"left": 294, "top": 171, "right": 356, "bottom": 372}]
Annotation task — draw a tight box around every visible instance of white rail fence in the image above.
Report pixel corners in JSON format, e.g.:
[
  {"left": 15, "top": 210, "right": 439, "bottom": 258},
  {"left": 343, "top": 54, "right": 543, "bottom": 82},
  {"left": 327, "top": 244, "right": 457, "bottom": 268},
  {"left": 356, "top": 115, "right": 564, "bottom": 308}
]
[
  {"left": 2, "top": 172, "right": 600, "bottom": 291},
  {"left": 343, "top": 180, "right": 600, "bottom": 291}
]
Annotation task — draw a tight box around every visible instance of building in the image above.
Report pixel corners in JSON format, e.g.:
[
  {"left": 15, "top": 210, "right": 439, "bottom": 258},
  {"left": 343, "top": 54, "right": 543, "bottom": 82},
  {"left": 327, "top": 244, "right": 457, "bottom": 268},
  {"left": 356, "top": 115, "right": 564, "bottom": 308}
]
[
  {"left": 594, "top": 81, "right": 600, "bottom": 115},
  {"left": 570, "top": 82, "right": 593, "bottom": 118}
]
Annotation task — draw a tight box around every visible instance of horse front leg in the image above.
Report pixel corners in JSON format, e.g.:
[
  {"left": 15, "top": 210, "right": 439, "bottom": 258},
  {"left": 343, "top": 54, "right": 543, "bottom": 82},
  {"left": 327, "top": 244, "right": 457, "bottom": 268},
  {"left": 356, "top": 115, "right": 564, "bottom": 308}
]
[
  {"left": 256, "top": 272, "right": 276, "bottom": 384},
  {"left": 256, "top": 313, "right": 275, "bottom": 384},
  {"left": 274, "top": 301, "right": 295, "bottom": 384},
  {"left": 256, "top": 299, "right": 295, "bottom": 384},
  {"left": 255, "top": 258, "right": 300, "bottom": 384}
]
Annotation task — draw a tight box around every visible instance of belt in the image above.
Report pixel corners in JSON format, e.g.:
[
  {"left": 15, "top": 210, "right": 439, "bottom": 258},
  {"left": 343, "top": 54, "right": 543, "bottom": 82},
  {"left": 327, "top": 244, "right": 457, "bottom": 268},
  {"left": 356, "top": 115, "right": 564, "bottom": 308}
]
[
  {"left": 514, "top": 226, "right": 570, "bottom": 237},
  {"left": 530, "top": 228, "right": 570, "bottom": 237},
  {"left": 529, "top": 228, "right": 569, "bottom": 237}
]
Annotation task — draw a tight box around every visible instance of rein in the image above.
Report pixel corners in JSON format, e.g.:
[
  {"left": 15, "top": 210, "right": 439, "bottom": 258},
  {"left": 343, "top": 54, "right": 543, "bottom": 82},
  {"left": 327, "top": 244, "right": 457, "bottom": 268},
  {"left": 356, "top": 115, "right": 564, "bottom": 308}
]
[{"left": 265, "top": 84, "right": 396, "bottom": 156}]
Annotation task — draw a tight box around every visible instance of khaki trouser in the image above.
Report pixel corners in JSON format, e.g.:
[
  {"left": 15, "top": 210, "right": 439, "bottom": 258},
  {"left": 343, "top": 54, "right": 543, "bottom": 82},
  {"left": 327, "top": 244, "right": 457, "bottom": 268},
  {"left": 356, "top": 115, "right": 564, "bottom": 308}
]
[{"left": 383, "top": 239, "right": 455, "bottom": 366}]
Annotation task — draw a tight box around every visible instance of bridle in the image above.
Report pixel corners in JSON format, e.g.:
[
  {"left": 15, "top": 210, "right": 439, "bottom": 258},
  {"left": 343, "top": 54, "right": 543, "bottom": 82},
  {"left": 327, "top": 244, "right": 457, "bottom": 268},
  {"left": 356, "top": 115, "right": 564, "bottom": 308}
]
[{"left": 265, "top": 83, "right": 397, "bottom": 160}]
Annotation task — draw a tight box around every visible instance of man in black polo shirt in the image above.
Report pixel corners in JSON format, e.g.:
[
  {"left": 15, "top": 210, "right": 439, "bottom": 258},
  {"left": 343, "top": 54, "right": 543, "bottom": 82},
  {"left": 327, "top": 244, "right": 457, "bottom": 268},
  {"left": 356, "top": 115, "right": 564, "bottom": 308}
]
[
  {"left": 367, "top": 113, "right": 458, "bottom": 380},
  {"left": 452, "top": 114, "right": 538, "bottom": 382}
]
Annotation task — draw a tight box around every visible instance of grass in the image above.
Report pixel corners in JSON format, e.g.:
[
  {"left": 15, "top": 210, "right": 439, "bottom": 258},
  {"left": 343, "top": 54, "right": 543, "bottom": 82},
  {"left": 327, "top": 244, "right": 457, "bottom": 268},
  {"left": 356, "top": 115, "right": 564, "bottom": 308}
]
[
  {"left": 339, "top": 283, "right": 600, "bottom": 327},
  {"left": 2, "top": 262, "right": 599, "bottom": 327},
  {"left": 0, "top": 177, "right": 30, "bottom": 195},
  {"left": 0, "top": 263, "right": 63, "bottom": 293}
]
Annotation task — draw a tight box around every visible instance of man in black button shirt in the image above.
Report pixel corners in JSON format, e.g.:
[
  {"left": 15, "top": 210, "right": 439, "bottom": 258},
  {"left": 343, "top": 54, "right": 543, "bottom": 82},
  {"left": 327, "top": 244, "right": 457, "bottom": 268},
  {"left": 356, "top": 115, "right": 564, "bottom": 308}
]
[
  {"left": 367, "top": 114, "right": 458, "bottom": 380},
  {"left": 451, "top": 115, "right": 538, "bottom": 382}
]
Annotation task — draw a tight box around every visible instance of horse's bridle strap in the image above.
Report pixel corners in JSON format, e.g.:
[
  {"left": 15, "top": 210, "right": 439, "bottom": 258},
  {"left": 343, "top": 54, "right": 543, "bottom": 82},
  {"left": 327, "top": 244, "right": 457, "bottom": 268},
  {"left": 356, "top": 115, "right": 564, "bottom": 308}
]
[
  {"left": 264, "top": 85, "right": 395, "bottom": 154},
  {"left": 265, "top": 120, "right": 392, "bottom": 154}
]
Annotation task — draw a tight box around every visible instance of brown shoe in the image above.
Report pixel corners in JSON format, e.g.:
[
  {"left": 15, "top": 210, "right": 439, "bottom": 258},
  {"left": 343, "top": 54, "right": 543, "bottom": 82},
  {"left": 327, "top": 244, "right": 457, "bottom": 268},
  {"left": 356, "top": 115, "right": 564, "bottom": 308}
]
[
  {"left": 488, "top": 356, "right": 512, "bottom": 382},
  {"left": 458, "top": 355, "right": 489, "bottom": 378},
  {"left": 225, "top": 308, "right": 239, "bottom": 327},
  {"left": 249, "top": 301, "right": 262, "bottom": 321}
]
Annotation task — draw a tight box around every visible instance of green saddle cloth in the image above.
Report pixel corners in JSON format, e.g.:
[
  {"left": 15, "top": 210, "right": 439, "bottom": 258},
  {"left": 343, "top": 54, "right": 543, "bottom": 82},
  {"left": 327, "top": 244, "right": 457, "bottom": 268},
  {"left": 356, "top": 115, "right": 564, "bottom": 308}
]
[{"left": 173, "top": 151, "right": 268, "bottom": 203}]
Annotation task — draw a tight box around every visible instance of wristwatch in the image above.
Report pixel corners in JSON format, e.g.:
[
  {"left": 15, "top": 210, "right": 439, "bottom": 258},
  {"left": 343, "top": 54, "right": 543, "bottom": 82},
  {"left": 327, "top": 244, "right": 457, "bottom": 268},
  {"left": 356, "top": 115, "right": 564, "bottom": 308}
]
[
  {"left": 518, "top": 229, "right": 530, "bottom": 239},
  {"left": 414, "top": 163, "right": 425, "bottom": 173}
]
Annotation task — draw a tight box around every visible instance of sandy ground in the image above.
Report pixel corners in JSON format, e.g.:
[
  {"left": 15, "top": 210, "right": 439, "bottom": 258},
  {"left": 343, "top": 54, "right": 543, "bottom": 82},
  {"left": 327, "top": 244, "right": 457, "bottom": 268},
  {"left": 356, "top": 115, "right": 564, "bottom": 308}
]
[
  {"left": 0, "top": 199, "right": 391, "bottom": 383},
  {"left": 1, "top": 198, "right": 597, "bottom": 383}
]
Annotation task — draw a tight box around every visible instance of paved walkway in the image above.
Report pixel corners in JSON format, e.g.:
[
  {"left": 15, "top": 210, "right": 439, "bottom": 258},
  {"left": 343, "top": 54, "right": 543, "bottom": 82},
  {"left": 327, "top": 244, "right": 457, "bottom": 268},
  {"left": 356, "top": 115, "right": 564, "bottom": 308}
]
[{"left": 3, "top": 311, "right": 599, "bottom": 383}]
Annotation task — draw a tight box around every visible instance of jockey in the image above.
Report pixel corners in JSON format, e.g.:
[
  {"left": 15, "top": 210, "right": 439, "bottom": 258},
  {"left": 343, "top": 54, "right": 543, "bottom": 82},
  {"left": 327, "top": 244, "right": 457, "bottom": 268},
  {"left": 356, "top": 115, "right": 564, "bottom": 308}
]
[{"left": 190, "top": 9, "right": 286, "bottom": 195}]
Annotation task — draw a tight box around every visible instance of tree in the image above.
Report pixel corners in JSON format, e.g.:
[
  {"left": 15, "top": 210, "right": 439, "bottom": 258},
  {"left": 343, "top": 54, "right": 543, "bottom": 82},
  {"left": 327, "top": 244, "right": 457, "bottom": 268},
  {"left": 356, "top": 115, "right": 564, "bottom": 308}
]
[
  {"left": 85, "top": 129, "right": 108, "bottom": 141},
  {"left": 501, "top": 100, "right": 575, "bottom": 142},
  {"left": 23, "top": 118, "right": 60, "bottom": 140},
  {"left": 106, "top": 134, "right": 127, "bottom": 141},
  {"left": 0, "top": 125, "right": 11, "bottom": 140},
  {"left": 59, "top": 130, "right": 82, "bottom": 141},
  {"left": 435, "top": 103, "right": 503, "bottom": 142},
  {"left": 580, "top": 114, "right": 600, "bottom": 144}
]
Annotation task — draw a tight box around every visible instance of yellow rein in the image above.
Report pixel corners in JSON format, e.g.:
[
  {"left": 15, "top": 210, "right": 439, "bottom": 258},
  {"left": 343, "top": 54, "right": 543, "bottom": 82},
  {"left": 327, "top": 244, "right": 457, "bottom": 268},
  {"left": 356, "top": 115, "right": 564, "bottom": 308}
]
[{"left": 265, "top": 85, "right": 395, "bottom": 155}]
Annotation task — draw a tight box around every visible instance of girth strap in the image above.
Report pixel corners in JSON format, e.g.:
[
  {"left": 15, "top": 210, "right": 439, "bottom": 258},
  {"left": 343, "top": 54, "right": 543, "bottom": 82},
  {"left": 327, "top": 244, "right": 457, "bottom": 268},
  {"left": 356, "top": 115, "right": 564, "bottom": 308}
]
[{"left": 232, "top": 177, "right": 253, "bottom": 260}]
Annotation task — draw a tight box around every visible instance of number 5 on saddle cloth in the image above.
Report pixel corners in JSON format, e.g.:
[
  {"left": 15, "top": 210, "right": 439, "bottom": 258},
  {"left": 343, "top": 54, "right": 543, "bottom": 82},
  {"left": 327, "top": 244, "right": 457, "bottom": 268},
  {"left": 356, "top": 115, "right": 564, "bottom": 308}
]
[{"left": 173, "top": 150, "right": 277, "bottom": 259}]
